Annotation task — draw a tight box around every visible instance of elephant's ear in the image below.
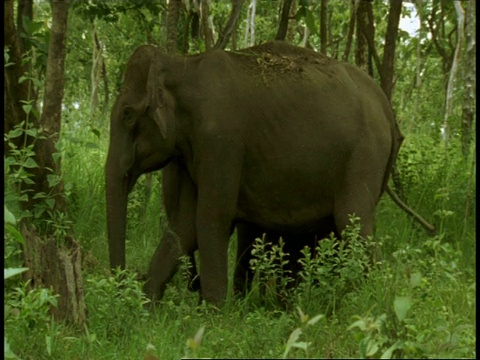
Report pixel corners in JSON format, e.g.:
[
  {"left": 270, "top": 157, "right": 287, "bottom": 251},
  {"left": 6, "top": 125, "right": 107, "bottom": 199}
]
[{"left": 146, "top": 50, "right": 173, "bottom": 139}]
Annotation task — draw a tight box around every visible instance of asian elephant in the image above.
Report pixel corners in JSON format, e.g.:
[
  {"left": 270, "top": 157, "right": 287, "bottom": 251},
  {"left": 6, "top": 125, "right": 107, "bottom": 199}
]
[
  {"left": 106, "top": 41, "right": 403, "bottom": 306},
  {"left": 153, "top": 159, "right": 338, "bottom": 296}
]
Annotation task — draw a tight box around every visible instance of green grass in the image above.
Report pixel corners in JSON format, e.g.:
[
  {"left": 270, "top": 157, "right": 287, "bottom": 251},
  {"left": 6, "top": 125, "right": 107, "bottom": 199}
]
[{"left": 4, "top": 113, "right": 476, "bottom": 359}]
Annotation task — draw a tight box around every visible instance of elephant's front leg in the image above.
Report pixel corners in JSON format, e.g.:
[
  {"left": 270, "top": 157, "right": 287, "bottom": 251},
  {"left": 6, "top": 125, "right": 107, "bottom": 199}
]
[
  {"left": 195, "top": 144, "right": 243, "bottom": 305},
  {"left": 143, "top": 162, "right": 197, "bottom": 302}
]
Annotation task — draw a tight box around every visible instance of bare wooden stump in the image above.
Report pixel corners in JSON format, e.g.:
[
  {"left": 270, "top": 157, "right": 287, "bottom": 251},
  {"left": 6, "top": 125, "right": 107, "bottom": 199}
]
[{"left": 22, "top": 223, "right": 87, "bottom": 329}]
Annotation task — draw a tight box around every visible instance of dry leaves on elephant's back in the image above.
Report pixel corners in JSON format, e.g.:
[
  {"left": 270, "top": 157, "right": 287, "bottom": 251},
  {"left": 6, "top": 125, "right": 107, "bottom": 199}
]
[{"left": 234, "top": 42, "right": 333, "bottom": 81}]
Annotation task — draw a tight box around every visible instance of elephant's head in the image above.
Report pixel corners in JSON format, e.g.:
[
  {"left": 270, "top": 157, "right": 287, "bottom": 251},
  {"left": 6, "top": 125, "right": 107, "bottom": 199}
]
[{"left": 106, "top": 45, "right": 176, "bottom": 270}]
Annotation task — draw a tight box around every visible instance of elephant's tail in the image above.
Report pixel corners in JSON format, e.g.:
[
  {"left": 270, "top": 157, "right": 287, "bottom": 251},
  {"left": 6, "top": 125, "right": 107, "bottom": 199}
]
[
  {"left": 382, "top": 117, "right": 436, "bottom": 235},
  {"left": 386, "top": 185, "right": 436, "bottom": 235},
  {"left": 381, "top": 117, "right": 403, "bottom": 196}
]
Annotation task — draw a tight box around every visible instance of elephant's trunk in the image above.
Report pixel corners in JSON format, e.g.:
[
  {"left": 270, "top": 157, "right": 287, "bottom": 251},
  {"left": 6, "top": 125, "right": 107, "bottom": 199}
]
[{"left": 105, "top": 159, "right": 129, "bottom": 270}]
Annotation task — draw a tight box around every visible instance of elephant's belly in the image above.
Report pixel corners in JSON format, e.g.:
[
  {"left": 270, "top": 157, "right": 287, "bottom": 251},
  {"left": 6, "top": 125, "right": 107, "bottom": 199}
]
[{"left": 236, "top": 181, "right": 336, "bottom": 233}]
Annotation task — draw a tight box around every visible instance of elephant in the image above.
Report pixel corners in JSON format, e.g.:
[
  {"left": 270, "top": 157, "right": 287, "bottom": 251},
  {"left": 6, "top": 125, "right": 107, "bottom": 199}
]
[
  {"left": 155, "top": 159, "right": 339, "bottom": 296},
  {"left": 106, "top": 40, "right": 403, "bottom": 306}
]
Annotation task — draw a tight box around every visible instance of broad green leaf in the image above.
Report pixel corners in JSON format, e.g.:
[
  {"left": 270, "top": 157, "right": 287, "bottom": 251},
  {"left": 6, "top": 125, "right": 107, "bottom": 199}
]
[
  {"left": 23, "top": 157, "right": 39, "bottom": 168},
  {"left": 297, "top": 307, "right": 308, "bottom": 323},
  {"left": 25, "top": 127, "right": 38, "bottom": 137},
  {"left": 304, "top": 9, "right": 318, "bottom": 34},
  {"left": 366, "top": 340, "right": 379, "bottom": 357},
  {"left": 4, "top": 267, "right": 29, "bottom": 280},
  {"left": 4, "top": 206, "right": 16, "bottom": 224},
  {"left": 22, "top": 104, "right": 32, "bottom": 114},
  {"left": 32, "top": 192, "right": 48, "bottom": 199},
  {"left": 394, "top": 296, "right": 412, "bottom": 322},
  {"left": 46, "top": 198, "right": 56, "bottom": 210},
  {"left": 8, "top": 127, "right": 24, "bottom": 139},
  {"left": 5, "top": 224, "right": 26, "bottom": 245},
  {"left": 186, "top": 326, "right": 205, "bottom": 350},
  {"left": 381, "top": 341, "right": 401, "bottom": 359},
  {"left": 410, "top": 272, "right": 422, "bottom": 288},
  {"left": 348, "top": 319, "right": 366, "bottom": 331},
  {"left": 292, "top": 341, "right": 308, "bottom": 350},
  {"left": 46, "top": 335, "right": 52, "bottom": 356},
  {"left": 4, "top": 336, "right": 19, "bottom": 359},
  {"left": 283, "top": 328, "right": 302, "bottom": 359},
  {"left": 307, "top": 314, "right": 324, "bottom": 326}
]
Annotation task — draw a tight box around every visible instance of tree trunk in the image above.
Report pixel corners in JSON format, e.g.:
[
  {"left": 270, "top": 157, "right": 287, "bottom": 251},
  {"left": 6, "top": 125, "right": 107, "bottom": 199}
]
[
  {"left": 90, "top": 26, "right": 109, "bottom": 115},
  {"left": 355, "top": 0, "right": 369, "bottom": 72},
  {"left": 22, "top": 224, "right": 86, "bottom": 327},
  {"left": 167, "top": 0, "right": 181, "bottom": 53},
  {"left": 443, "top": 1, "right": 465, "bottom": 143},
  {"left": 380, "top": 0, "right": 402, "bottom": 102},
  {"left": 461, "top": 0, "right": 476, "bottom": 159},
  {"left": 6, "top": 0, "right": 86, "bottom": 328},
  {"left": 286, "top": 0, "right": 297, "bottom": 43},
  {"left": 4, "top": 0, "right": 37, "bottom": 154},
  {"left": 275, "top": 0, "right": 293, "bottom": 41},
  {"left": 427, "top": 0, "right": 454, "bottom": 95},
  {"left": 342, "top": 0, "right": 356, "bottom": 61},
  {"left": 90, "top": 24, "right": 100, "bottom": 115},
  {"left": 319, "top": 0, "right": 328, "bottom": 54},
  {"left": 245, "top": 0, "right": 257, "bottom": 47},
  {"left": 200, "top": 0, "right": 215, "bottom": 50},
  {"left": 215, "top": 0, "right": 245, "bottom": 49}
]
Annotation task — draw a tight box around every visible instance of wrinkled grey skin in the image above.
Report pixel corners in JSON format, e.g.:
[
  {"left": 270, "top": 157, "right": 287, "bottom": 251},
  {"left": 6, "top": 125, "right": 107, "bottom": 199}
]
[{"left": 106, "top": 41, "right": 403, "bottom": 306}]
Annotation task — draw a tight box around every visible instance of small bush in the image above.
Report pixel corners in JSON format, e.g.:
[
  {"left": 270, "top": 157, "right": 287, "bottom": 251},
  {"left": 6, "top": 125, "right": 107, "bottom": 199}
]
[{"left": 84, "top": 269, "right": 150, "bottom": 340}]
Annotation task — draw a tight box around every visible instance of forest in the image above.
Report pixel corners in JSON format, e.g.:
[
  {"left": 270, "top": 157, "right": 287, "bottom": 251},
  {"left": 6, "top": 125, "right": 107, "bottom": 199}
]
[{"left": 4, "top": 0, "right": 476, "bottom": 359}]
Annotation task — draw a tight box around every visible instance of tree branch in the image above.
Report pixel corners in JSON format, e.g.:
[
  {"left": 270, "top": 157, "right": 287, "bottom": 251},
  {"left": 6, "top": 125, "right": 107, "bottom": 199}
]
[
  {"left": 214, "top": 0, "right": 245, "bottom": 49},
  {"left": 275, "top": 0, "right": 293, "bottom": 41}
]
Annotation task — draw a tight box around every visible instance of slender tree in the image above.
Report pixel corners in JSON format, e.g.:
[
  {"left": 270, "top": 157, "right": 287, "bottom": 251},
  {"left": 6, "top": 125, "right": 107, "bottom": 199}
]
[
  {"left": 200, "top": 0, "right": 215, "bottom": 50},
  {"left": 319, "top": 0, "right": 328, "bottom": 54},
  {"left": 380, "top": 0, "right": 403, "bottom": 102},
  {"left": 461, "top": 0, "right": 476, "bottom": 158},
  {"left": 167, "top": 0, "right": 182, "bottom": 53},
  {"left": 245, "top": 0, "right": 257, "bottom": 47},
  {"left": 275, "top": 0, "right": 294, "bottom": 41},
  {"left": 214, "top": 0, "right": 246, "bottom": 50},
  {"left": 443, "top": 1, "right": 465, "bottom": 143},
  {"left": 355, "top": 0, "right": 370, "bottom": 72},
  {"left": 342, "top": 0, "right": 357, "bottom": 61}
]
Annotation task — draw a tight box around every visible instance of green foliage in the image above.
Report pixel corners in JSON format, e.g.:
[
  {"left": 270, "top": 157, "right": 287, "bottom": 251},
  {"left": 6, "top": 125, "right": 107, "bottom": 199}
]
[
  {"left": 249, "top": 236, "right": 294, "bottom": 305},
  {"left": 344, "top": 222, "right": 475, "bottom": 359},
  {"left": 282, "top": 307, "right": 325, "bottom": 358},
  {"left": 4, "top": 280, "right": 59, "bottom": 359},
  {"left": 295, "top": 216, "right": 371, "bottom": 312},
  {"left": 3, "top": 245, "right": 29, "bottom": 360},
  {"left": 84, "top": 269, "right": 150, "bottom": 340}
]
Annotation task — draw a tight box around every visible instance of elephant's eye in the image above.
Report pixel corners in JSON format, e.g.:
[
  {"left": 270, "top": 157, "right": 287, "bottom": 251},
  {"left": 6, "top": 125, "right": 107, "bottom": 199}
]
[{"left": 123, "top": 107, "right": 135, "bottom": 127}]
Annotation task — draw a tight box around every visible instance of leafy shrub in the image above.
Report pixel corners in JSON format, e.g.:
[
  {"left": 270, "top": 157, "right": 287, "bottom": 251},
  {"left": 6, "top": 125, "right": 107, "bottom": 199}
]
[
  {"left": 4, "top": 279, "right": 59, "bottom": 358},
  {"left": 295, "top": 215, "right": 371, "bottom": 311},
  {"left": 347, "top": 231, "right": 476, "bottom": 359},
  {"left": 84, "top": 269, "right": 150, "bottom": 340},
  {"left": 249, "top": 236, "right": 294, "bottom": 306}
]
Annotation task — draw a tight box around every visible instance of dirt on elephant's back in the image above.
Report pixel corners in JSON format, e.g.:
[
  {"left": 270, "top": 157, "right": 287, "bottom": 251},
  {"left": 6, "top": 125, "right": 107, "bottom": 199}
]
[{"left": 231, "top": 41, "right": 333, "bottom": 80}]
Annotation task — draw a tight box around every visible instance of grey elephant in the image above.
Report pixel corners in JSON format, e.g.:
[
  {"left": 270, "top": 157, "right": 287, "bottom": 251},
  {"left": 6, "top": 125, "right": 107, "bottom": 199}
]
[{"left": 106, "top": 41, "right": 403, "bottom": 306}]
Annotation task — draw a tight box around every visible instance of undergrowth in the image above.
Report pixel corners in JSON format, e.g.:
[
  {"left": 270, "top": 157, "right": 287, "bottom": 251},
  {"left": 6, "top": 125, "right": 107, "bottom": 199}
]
[{"left": 4, "top": 115, "right": 475, "bottom": 359}]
